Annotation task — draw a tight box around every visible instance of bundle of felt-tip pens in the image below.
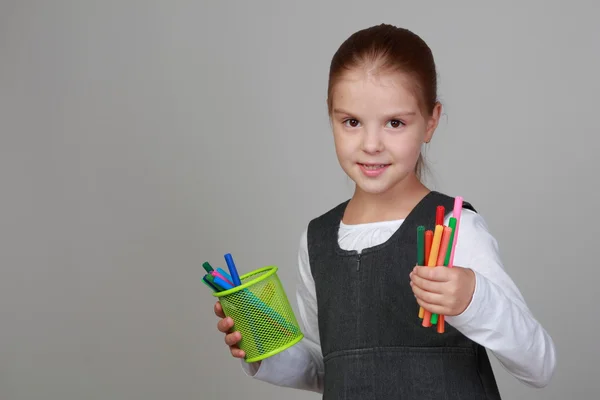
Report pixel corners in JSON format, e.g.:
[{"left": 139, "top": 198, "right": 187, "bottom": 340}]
[
  {"left": 202, "top": 253, "right": 242, "bottom": 291},
  {"left": 416, "top": 196, "right": 464, "bottom": 334},
  {"left": 201, "top": 253, "right": 304, "bottom": 363}
]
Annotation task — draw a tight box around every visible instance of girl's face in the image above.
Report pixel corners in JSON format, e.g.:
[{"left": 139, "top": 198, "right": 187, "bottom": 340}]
[{"left": 330, "top": 68, "right": 440, "bottom": 197}]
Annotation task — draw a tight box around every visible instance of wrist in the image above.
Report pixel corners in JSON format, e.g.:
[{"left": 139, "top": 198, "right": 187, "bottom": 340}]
[
  {"left": 448, "top": 269, "right": 483, "bottom": 326},
  {"left": 463, "top": 268, "right": 476, "bottom": 312}
]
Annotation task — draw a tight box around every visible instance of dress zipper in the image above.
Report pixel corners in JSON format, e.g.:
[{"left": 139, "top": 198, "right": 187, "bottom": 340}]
[{"left": 356, "top": 253, "right": 362, "bottom": 271}]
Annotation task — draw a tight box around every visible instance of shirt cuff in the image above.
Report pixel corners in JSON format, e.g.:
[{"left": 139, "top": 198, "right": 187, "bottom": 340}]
[
  {"left": 240, "top": 359, "right": 262, "bottom": 377},
  {"left": 240, "top": 353, "right": 285, "bottom": 381},
  {"left": 446, "top": 269, "right": 485, "bottom": 327}
]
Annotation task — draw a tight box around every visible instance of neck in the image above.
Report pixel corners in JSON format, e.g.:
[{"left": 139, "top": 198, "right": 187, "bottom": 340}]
[{"left": 343, "top": 174, "right": 430, "bottom": 224}]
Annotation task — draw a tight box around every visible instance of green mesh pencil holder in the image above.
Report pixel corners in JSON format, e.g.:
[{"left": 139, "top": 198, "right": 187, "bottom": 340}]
[{"left": 213, "top": 266, "right": 304, "bottom": 363}]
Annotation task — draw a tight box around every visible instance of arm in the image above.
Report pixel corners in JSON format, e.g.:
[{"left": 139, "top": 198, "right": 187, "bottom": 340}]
[
  {"left": 445, "top": 210, "right": 557, "bottom": 388},
  {"left": 240, "top": 228, "right": 324, "bottom": 393}
]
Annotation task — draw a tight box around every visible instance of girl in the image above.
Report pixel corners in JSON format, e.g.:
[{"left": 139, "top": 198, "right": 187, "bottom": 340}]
[{"left": 214, "top": 24, "right": 556, "bottom": 399}]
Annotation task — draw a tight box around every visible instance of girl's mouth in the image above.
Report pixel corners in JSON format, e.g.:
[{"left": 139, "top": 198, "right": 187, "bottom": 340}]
[{"left": 358, "top": 163, "right": 390, "bottom": 177}]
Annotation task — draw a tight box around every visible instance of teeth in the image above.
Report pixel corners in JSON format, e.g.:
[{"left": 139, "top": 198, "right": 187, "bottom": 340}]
[{"left": 362, "top": 164, "right": 387, "bottom": 170}]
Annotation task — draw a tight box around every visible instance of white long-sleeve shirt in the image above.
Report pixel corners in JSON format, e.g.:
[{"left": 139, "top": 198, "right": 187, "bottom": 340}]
[{"left": 241, "top": 209, "right": 557, "bottom": 393}]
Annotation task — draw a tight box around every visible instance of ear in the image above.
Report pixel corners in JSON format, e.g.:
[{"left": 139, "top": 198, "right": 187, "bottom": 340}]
[{"left": 424, "top": 102, "right": 442, "bottom": 143}]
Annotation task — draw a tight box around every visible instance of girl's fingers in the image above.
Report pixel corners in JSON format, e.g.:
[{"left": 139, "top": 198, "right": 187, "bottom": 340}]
[
  {"left": 415, "top": 297, "right": 446, "bottom": 315},
  {"left": 411, "top": 281, "right": 445, "bottom": 306},
  {"left": 410, "top": 272, "right": 444, "bottom": 294},
  {"left": 231, "top": 347, "right": 246, "bottom": 359},
  {"left": 214, "top": 302, "right": 226, "bottom": 318},
  {"left": 213, "top": 302, "right": 245, "bottom": 359},
  {"left": 413, "top": 266, "right": 452, "bottom": 282},
  {"left": 217, "top": 316, "right": 234, "bottom": 333},
  {"left": 225, "top": 331, "right": 242, "bottom": 346}
]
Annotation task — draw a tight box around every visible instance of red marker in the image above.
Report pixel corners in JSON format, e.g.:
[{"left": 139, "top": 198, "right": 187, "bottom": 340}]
[{"left": 436, "top": 205, "right": 445, "bottom": 226}]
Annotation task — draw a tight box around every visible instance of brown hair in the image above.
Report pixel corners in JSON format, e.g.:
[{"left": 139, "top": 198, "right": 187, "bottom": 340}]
[{"left": 326, "top": 24, "right": 438, "bottom": 180}]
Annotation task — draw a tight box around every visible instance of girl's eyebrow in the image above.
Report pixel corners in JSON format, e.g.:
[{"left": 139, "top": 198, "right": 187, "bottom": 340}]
[
  {"left": 332, "top": 108, "right": 355, "bottom": 116},
  {"left": 383, "top": 111, "right": 417, "bottom": 118},
  {"left": 332, "top": 108, "right": 417, "bottom": 117}
]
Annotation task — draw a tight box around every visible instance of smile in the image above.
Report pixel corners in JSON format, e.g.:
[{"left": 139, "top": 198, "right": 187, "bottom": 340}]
[
  {"left": 359, "top": 163, "right": 390, "bottom": 170},
  {"left": 358, "top": 163, "right": 390, "bottom": 177}
]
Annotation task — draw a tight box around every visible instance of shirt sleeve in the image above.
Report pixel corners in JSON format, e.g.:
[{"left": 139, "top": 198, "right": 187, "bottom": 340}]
[
  {"left": 444, "top": 209, "right": 557, "bottom": 388},
  {"left": 239, "top": 227, "right": 324, "bottom": 393}
]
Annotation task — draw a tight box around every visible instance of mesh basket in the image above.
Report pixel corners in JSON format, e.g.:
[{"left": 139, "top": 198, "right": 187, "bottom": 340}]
[{"left": 213, "top": 266, "right": 304, "bottom": 363}]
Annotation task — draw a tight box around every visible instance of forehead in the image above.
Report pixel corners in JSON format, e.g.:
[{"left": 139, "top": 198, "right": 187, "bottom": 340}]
[{"left": 331, "top": 68, "right": 420, "bottom": 114}]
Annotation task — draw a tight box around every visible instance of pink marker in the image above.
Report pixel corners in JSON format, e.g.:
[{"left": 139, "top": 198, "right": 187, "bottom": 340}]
[
  {"left": 211, "top": 271, "right": 233, "bottom": 286},
  {"left": 448, "top": 196, "right": 463, "bottom": 268}
]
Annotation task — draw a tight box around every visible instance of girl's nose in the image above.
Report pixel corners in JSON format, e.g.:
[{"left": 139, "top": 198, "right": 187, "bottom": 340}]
[{"left": 361, "top": 129, "right": 384, "bottom": 154}]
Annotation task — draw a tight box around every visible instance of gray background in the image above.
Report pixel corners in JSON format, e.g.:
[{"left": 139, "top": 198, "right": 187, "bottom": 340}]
[{"left": 1, "top": 1, "right": 598, "bottom": 399}]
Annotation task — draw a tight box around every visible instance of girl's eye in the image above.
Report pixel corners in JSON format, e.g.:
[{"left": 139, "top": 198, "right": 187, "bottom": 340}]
[
  {"left": 386, "top": 120, "right": 404, "bottom": 128},
  {"left": 343, "top": 119, "right": 360, "bottom": 128}
]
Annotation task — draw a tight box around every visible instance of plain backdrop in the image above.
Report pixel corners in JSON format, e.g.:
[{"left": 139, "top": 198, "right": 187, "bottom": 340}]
[{"left": 1, "top": 1, "right": 599, "bottom": 399}]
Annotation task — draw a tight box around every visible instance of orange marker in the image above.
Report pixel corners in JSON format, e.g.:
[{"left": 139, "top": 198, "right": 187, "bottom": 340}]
[
  {"left": 422, "top": 225, "right": 443, "bottom": 327},
  {"left": 419, "top": 230, "right": 434, "bottom": 319},
  {"left": 437, "top": 315, "right": 446, "bottom": 333},
  {"left": 436, "top": 227, "right": 452, "bottom": 266},
  {"left": 424, "top": 230, "right": 433, "bottom": 265},
  {"left": 430, "top": 226, "right": 453, "bottom": 325}
]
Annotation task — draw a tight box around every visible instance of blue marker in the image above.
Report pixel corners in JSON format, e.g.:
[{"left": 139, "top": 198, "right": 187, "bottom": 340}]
[
  {"left": 217, "top": 268, "right": 233, "bottom": 282},
  {"left": 224, "top": 253, "right": 241, "bottom": 286},
  {"left": 213, "top": 276, "right": 234, "bottom": 290}
]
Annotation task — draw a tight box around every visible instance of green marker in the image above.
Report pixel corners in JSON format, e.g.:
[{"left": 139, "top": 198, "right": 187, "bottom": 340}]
[
  {"left": 202, "top": 262, "right": 214, "bottom": 274},
  {"left": 202, "top": 276, "right": 218, "bottom": 292},
  {"left": 443, "top": 218, "right": 457, "bottom": 266},
  {"left": 417, "top": 226, "right": 425, "bottom": 265}
]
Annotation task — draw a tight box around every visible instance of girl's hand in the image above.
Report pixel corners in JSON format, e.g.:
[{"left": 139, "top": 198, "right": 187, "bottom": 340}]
[
  {"left": 214, "top": 301, "right": 246, "bottom": 359},
  {"left": 409, "top": 265, "right": 476, "bottom": 316}
]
